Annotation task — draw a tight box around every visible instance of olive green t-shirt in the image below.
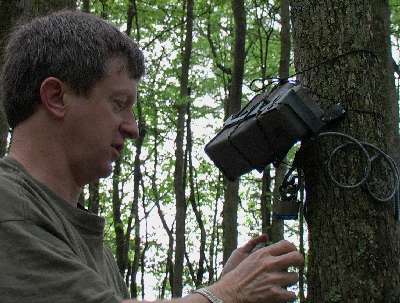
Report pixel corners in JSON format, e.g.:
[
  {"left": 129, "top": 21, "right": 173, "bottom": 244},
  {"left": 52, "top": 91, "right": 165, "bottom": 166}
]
[{"left": 0, "top": 157, "right": 129, "bottom": 303}]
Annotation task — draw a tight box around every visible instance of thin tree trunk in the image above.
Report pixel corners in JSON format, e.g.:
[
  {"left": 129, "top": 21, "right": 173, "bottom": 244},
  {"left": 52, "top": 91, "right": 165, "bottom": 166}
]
[
  {"left": 186, "top": 103, "right": 206, "bottom": 287},
  {"left": 125, "top": 4, "right": 144, "bottom": 296},
  {"left": 139, "top": 185, "right": 149, "bottom": 301},
  {"left": 298, "top": 173, "right": 305, "bottom": 303},
  {"left": 222, "top": 0, "right": 246, "bottom": 265},
  {"left": 255, "top": 1, "right": 275, "bottom": 238},
  {"left": 279, "top": 0, "right": 290, "bottom": 80},
  {"left": 151, "top": 110, "right": 175, "bottom": 295},
  {"left": 23, "top": 0, "right": 76, "bottom": 17},
  {"left": 269, "top": 0, "right": 291, "bottom": 243},
  {"left": 112, "top": 158, "right": 125, "bottom": 275},
  {"left": 126, "top": 0, "right": 136, "bottom": 37},
  {"left": 270, "top": 165, "right": 285, "bottom": 242},
  {"left": 88, "top": 181, "right": 100, "bottom": 214},
  {"left": 208, "top": 174, "right": 222, "bottom": 284},
  {"left": 291, "top": 1, "right": 400, "bottom": 301},
  {"left": 126, "top": 105, "right": 145, "bottom": 297},
  {"left": 172, "top": 0, "right": 194, "bottom": 297},
  {"left": 82, "top": 0, "right": 90, "bottom": 13},
  {"left": 261, "top": 167, "right": 272, "bottom": 235}
]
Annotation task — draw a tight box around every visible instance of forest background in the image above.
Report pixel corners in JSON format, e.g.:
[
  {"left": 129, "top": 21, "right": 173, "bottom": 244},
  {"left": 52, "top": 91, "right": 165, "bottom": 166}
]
[{"left": 1, "top": 0, "right": 400, "bottom": 302}]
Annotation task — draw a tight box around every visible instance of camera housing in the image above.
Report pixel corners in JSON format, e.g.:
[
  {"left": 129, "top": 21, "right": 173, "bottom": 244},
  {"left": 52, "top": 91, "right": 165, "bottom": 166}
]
[{"left": 205, "top": 81, "right": 326, "bottom": 181}]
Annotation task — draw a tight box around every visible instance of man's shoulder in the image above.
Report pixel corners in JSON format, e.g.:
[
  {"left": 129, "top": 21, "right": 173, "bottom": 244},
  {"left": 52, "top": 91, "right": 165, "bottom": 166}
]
[{"left": 0, "top": 157, "right": 32, "bottom": 222}]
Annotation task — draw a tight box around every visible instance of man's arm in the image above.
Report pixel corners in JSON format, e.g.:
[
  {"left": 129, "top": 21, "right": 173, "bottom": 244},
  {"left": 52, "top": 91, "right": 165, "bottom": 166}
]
[{"left": 123, "top": 240, "right": 304, "bottom": 303}]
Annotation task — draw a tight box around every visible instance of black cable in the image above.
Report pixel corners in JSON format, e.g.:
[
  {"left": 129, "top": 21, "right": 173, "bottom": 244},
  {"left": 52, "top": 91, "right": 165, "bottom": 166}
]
[
  {"left": 249, "top": 49, "right": 379, "bottom": 93},
  {"left": 318, "top": 132, "right": 399, "bottom": 203},
  {"left": 319, "top": 132, "right": 371, "bottom": 189}
]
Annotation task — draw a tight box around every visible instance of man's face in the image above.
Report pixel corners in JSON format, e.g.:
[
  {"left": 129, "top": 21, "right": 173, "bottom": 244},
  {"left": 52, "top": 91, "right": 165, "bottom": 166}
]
[{"left": 62, "top": 59, "right": 139, "bottom": 186}]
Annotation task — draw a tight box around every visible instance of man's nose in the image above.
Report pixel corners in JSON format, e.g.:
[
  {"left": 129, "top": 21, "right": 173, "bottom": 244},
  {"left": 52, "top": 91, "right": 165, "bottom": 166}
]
[{"left": 120, "top": 111, "right": 139, "bottom": 139}]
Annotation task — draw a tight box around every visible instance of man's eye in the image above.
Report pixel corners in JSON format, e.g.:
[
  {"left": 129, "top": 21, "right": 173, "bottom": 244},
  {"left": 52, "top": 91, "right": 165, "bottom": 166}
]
[{"left": 112, "top": 99, "right": 125, "bottom": 111}]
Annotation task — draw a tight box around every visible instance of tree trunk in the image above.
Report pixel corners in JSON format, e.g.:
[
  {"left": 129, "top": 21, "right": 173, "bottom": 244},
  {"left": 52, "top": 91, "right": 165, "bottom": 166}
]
[
  {"left": 82, "top": 0, "right": 90, "bottom": 13},
  {"left": 261, "top": 168, "right": 272, "bottom": 235},
  {"left": 270, "top": 165, "right": 285, "bottom": 242},
  {"left": 222, "top": 0, "right": 246, "bottom": 265},
  {"left": 187, "top": 103, "right": 206, "bottom": 287},
  {"left": 87, "top": 181, "right": 100, "bottom": 214},
  {"left": 172, "top": 0, "right": 194, "bottom": 297},
  {"left": 279, "top": 0, "right": 290, "bottom": 80},
  {"left": 208, "top": 174, "right": 222, "bottom": 284},
  {"left": 254, "top": 2, "right": 275, "bottom": 239},
  {"left": 24, "top": 0, "right": 76, "bottom": 16},
  {"left": 298, "top": 175, "right": 306, "bottom": 303},
  {"left": 269, "top": 0, "right": 291, "bottom": 243},
  {"left": 127, "top": 101, "right": 145, "bottom": 298},
  {"left": 112, "top": 158, "right": 126, "bottom": 275},
  {"left": 290, "top": 1, "right": 400, "bottom": 301}
]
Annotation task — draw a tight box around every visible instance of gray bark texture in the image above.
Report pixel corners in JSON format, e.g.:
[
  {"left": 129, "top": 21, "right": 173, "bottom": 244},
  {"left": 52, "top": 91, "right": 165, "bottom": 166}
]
[
  {"left": 112, "top": 158, "right": 126, "bottom": 275},
  {"left": 82, "top": 0, "right": 90, "bottom": 13},
  {"left": 88, "top": 181, "right": 100, "bottom": 214},
  {"left": 25, "top": 0, "right": 76, "bottom": 16},
  {"left": 268, "top": 0, "right": 291, "bottom": 243},
  {"left": 222, "top": 0, "right": 246, "bottom": 265},
  {"left": 290, "top": 0, "right": 400, "bottom": 302},
  {"left": 172, "top": 0, "right": 194, "bottom": 296}
]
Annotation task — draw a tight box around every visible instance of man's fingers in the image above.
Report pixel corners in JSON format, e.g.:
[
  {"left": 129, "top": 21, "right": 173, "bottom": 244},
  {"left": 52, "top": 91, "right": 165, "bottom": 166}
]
[
  {"left": 265, "top": 271, "right": 299, "bottom": 287},
  {"left": 256, "top": 285, "right": 297, "bottom": 303},
  {"left": 269, "top": 287, "right": 297, "bottom": 302},
  {"left": 239, "top": 234, "right": 268, "bottom": 253},
  {"left": 264, "top": 251, "right": 304, "bottom": 272},
  {"left": 261, "top": 240, "right": 297, "bottom": 256}
]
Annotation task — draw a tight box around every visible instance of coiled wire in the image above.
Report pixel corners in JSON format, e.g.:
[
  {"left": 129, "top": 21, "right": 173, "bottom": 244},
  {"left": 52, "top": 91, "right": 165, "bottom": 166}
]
[{"left": 318, "top": 132, "right": 400, "bottom": 207}]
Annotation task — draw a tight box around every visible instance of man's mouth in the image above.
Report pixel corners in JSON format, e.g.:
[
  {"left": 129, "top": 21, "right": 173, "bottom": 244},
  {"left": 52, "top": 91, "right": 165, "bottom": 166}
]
[{"left": 111, "top": 144, "right": 123, "bottom": 155}]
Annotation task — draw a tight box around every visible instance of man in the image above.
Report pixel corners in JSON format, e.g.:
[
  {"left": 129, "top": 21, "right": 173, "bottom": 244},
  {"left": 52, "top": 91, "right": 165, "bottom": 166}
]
[{"left": 0, "top": 10, "right": 304, "bottom": 303}]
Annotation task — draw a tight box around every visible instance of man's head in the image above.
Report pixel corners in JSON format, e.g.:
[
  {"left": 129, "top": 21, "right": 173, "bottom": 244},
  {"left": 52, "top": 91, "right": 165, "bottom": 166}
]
[{"left": 1, "top": 10, "right": 145, "bottom": 129}]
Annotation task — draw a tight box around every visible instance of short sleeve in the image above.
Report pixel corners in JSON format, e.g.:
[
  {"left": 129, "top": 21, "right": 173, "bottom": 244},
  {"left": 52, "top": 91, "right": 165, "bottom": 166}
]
[{"left": 0, "top": 218, "right": 123, "bottom": 303}]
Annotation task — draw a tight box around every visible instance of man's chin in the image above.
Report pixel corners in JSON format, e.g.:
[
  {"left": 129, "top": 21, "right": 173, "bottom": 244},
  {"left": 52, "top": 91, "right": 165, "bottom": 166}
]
[{"left": 96, "top": 162, "right": 114, "bottom": 180}]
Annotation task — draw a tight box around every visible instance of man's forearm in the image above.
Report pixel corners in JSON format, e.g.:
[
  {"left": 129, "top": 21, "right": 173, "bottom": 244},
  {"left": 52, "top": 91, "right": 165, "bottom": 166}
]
[{"left": 122, "top": 292, "right": 211, "bottom": 303}]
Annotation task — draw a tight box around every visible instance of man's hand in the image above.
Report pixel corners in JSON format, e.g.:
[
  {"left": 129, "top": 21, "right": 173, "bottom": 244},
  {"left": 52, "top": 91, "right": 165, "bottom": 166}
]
[
  {"left": 210, "top": 240, "right": 304, "bottom": 303},
  {"left": 220, "top": 234, "right": 268, "bottom": 277}
]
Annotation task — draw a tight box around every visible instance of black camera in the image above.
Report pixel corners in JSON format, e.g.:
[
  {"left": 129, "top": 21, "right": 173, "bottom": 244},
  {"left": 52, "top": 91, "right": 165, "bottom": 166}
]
[{"left": 205, "top": 81, "right": 328, "bottom": 181}]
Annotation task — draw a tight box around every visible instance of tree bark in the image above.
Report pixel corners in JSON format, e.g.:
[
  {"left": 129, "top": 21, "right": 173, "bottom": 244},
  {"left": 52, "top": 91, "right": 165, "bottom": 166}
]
[
  {"left": 269, "top": 0, "right": 291, "bottom": 243},
  {"left": 279, "top": 0, "right": 291, "bottom": 80},
  {"left": 261, "top": 168, "right": 272, "bottom": 235},
  {"left": 127, "top": 98, "right": 145, "bottom": 297},
  {"left": 290, "top": 1, "right": 400, "bottom": 301},
  {"left": 186, "top": 103, "right": 206, "bottom": 287},
  {"left": 112, "top": 158, "right": 126, "bottom": 275},
  {"left": 208, "top": 174, "right": 222, "bottom": 284},
  {"left": 172, "top": 0, "right": 194, "bottom": 297},
  {"left": 151, "top": 110, "right": 174, "bottom": 295},
  {"left": 222, "top": 0, "right": 246, "bottom": 265},
  {"left": 87, "top": 181, "right": 100, "bottom": 214},
  {"left": 82, "top": 0, "right": 90, "bottom": 13},
  {"left": 24, "top": 0, "right": 76, "bottom": 16}
]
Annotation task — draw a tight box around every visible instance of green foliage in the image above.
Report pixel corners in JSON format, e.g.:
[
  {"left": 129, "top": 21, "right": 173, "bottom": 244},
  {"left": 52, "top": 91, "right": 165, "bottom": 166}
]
[{"left": 390, "top": 0, "right": 400, "bottom": 36}]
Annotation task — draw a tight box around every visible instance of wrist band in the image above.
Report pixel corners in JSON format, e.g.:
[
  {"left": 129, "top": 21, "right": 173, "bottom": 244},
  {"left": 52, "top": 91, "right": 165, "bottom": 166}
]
[{"left": 193, "top": 287, "right": 224, "bottom": 303}]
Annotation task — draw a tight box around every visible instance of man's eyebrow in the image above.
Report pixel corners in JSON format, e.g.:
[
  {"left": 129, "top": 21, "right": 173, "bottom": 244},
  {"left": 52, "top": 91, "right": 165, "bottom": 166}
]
[
  {"left": 110, "top": 89, "right": 135, "bottom": 96},
  {"left": 110, "top": 90, "right": 137, "bottom": 107}
]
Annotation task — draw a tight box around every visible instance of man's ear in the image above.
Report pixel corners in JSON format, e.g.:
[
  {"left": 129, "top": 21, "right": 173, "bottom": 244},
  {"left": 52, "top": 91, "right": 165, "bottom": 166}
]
[{"left": 39, "top": 77, "right": 67, "bottom": 119}]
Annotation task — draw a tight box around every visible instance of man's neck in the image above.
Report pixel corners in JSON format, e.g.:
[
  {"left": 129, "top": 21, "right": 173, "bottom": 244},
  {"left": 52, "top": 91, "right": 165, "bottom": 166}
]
[{"left": 9, "top": 128, "right": 82, "bottom": 207}]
